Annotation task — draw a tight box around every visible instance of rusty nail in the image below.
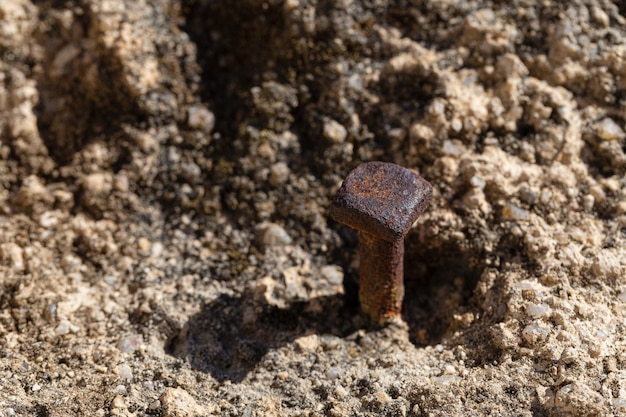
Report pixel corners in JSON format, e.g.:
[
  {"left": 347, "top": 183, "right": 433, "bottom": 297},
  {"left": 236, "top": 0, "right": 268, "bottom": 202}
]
[{"left": 330, "top": 161, "right": 433, "bottom": 325}]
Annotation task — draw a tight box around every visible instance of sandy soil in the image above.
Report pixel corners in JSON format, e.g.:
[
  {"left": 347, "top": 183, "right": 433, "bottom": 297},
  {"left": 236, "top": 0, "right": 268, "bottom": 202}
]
[{"left": 1, "top": 0, "right": 626, "bottom": 416}]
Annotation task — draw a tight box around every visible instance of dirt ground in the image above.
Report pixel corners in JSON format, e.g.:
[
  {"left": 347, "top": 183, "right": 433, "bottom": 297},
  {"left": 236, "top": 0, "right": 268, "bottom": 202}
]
[{"left": 1, "top": 0, "right": 626, "bottom": 416}]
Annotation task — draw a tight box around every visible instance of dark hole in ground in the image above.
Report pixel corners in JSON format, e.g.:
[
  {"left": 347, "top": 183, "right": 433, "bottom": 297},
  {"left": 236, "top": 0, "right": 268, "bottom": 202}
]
[{"left": 403, "top": 232, "right": 483, "bottom": 348}]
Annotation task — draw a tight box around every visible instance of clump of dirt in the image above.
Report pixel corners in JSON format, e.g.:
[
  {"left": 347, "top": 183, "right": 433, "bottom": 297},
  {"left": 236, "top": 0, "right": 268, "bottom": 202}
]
[{"left": 1, "top": 0, "right": 626, "bottom": 416}]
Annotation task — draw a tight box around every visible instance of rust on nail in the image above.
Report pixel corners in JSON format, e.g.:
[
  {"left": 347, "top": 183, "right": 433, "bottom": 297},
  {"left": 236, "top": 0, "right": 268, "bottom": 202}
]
[{"left": 330, "top": 161, "right": 432, "bottom": 324}]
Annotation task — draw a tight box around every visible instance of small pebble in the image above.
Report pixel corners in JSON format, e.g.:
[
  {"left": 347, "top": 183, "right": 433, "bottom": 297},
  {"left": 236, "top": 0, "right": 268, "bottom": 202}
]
[
  {"left": 82, "top": 172, "right": 112, "bottom": 195},
  {"left": 450, "top": 118, "right": 463, "bottom": 132},
  {"left": 117, "top": 334, "right": 143, "bottom": 354},
  {"left": 111, "top": 395, "right": 126, "bottom": 409},
  {"left": 294, "top": 334, "right": 320, "bottom": 352},
  {"left": 321, "top": 265, "right": 344, "bottom": 285},
  {"left": 582, "top": 194, "right": 594, "bottom": 211},
  {"left": 148, "top": 400, "right": 161, "bottom": 412},
  {"left": 522, "top": 322, "right": 551, "bottom": 344},
  {"left": 470, "top": 176, "right": 485, "bottom": 188},
  {"left": 612, "top": 398, "right": 626, "bottom": 411},
  {"left": 256, "top": 223, "right": 292, "bottom": 247},
  {"left": 187, "top": 105, "right": 215, "bottom": 132},
  {"left": 31, "top": 383, "right": 41, "bottom": 392},
  {"left": 334, "top": 386, "right": 348, "bottom": 399},
  {"left": 118, "top": 364, "right": 133, "bottom": 382},
  {"left": 591, "top": 6, "right": 610, "bottom": 27},
  {"left": 55, "top": 320, "right": 71, "bottom": 335},
  {"left": 181, "top": 162, "right": 202, "bottom": 183},
  {"left": 269, "top": 162, "right": 290, "bottom": 187},
  {"left": 373, "top": 391, "right": 390, "bottom": 404},
  {"left": 137, "top": 237, "right": 151, "bottom": 255},
  {"left": 442, "top": 140, "right": 465, "bottom": 156},
  {"left": 161, "top": 387, "right": 204, "bottom": 417},
  {"left": 113, "top": 174, "right": 129, "bottom": 192},
  {"left": 595, "top": 118, "right": 625, "bottom": 141},
  {"left": 442, "top": 364, "right": 456, "bottom": 375},
  {"left": 104, "top": 275, "right": 118, "bottom": 286},
  {"left": 1, "top": 243, "right": 24, "bottom": 271},
  {"left": 39, "top": 211, "right": 59, "bottom": 228},
  {"left": 113, "top": 385, "right": 127, "bottom": 395},
  {"left": 323, "top": 119, "right": 348, "bottom": 143},
  {"left": 526, "top": 303, "right": 551, "bottom": 318},
  {"left": 502, "top": 203, "right": 529, "bottom": 220},
  {"left": 326, "top": 367, "right": 342, "bottom": 380}
]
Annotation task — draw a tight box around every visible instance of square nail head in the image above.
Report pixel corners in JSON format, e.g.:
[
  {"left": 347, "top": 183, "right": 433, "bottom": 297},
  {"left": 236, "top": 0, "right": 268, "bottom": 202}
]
[{"left": 330, "top": 162, "right": 432, "bottom": 242}]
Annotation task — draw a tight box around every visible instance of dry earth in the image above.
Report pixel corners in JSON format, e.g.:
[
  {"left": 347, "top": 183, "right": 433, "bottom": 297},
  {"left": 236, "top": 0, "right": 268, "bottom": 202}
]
[{"left": 1, "top": 0, "right": 626, "bottom": 416}]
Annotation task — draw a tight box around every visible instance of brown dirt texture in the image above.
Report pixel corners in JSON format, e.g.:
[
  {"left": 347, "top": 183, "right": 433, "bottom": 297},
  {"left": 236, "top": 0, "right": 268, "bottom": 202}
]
[{"left": 1, "top": 0, "right": 626, "bottom": 416}]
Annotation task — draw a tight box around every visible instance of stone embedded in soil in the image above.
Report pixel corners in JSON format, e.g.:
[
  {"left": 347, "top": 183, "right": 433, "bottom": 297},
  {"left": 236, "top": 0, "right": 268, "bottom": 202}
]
[
  {"left": 269, "top": 162, "right": 290, "bottom": 187},
  {"left": 595, "top": 117, "right": 625, "bottom": 141},
  {"left": 255, "top": 223, "right": 292, "bottom": 247},
  {"left": 187, "top": 105, "right": 215, "bottom": 133},
  {"left": 160, "top": 387, "right": 206, "bottom": 417},
  {"left": 323, "top": 119, "right": 348, "bottom": 143},
  {"left": 117, "top": 334, "right": 143, "bottom": 354}
]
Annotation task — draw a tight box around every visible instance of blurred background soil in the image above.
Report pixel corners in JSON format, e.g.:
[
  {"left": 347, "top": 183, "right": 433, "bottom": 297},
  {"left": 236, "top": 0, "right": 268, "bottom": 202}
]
[{"left": 1, "top": 0, "right": 626, "bottom": 416}]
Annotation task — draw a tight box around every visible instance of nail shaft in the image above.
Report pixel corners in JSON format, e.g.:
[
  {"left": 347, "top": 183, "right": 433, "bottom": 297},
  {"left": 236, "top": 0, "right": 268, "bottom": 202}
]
[{"left": 358, "top": 231, "right": 404, "bottom": 322}]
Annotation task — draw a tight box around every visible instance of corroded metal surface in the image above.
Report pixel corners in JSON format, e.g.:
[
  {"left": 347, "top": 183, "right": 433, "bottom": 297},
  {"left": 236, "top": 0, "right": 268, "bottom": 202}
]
[
  {"left": 358, "top": 231, "right": 405, "bottom": 323},
  {"left": 330, "top": 161, "right": 432, "bottom": 324},
  {"left": 330, "top": 162, "right": 432, "bottom": 242}
]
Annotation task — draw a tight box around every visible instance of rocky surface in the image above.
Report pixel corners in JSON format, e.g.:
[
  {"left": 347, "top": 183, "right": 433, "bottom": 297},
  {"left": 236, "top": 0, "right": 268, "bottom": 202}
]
[{"left": 1, "top": 0, "right": 626, "bottom": 416}]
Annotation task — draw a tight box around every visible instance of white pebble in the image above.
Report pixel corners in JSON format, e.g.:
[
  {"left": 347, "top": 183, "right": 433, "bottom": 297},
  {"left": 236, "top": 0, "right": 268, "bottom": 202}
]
[
  {"left": 503, "top": 203, "right": 529, "bottom": 220},
  {"left": 582, "top": 194, "right": 594, "bottom": 211},
  {"left": 442, "top": 140, "right": 465, "bottom": 156},
  {"left": 257, "top": 223, "right": 292, "bottom": 247},
  {"left": 321, "top": 265, "right": 344, "bottom": 285},
  {"left": 470, "top": 176, "right": 485, "bottom": 188},
  {"left": 450, "top": 118, "right": 463, "bottom": 132},
  {"left": 526, "top": 303, "right": 551, "bottom": 318},
  {"left": 612, "top": 398, "right": 626, "bottom": 411},
  {"left": 187, "top": 105, "right": 215, "bottom": 132},
  {"left": 326, "top": 367, "right": 342, "bottom": 380},
  {"left": 522, "top": 321, "right": 551, "bottom": 344},
  {"left": 596, "top": 118, "right": 625, "bottom": 141},
  {"left": 323, "top": 119, "right": 348, "bottom": 143},
  {"left": 104, "top": 275, "right": 118, "bottom": 286},
  {"left": 118, "top": 364, "right": 133, "bottom": 382},
  {"left": 111, "top": 395, "right": 126, "bottom": 409},
  {"left": 113, "top": 385, "right": 127, "bottom": 395},
  {"left": 31, "top": 383, "right": 41, "bottom": 392},
  {"left": 39, "top": 211, "right": 59, "bottom": 228},
  {"left": 117, "top": 334, "right": 143, "bottom": 354},
  {"left": 55, "top": 320, "right": 71, "bottom": 335}
]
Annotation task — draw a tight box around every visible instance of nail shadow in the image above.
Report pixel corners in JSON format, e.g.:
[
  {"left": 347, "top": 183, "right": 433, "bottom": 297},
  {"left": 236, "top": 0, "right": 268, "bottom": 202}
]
[
  {"left": 403, "top": 231, "right": 483, "bottom": 348},
  {"left": 166, "top": 290, "right": 359, "bottom": 383}
]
